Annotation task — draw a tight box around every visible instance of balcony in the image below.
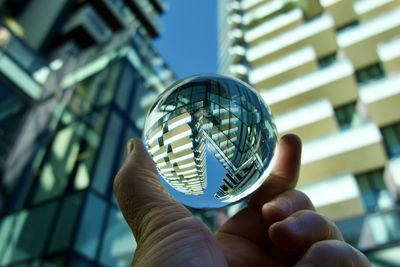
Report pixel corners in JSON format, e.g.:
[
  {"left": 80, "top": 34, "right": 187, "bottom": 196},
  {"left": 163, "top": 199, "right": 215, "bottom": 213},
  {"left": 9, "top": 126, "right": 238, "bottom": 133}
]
[
  {"left": 260, "top": 60, "right": 358, "bottom": 115},
  {"left": 299, "top": 173, "right": 365, "bottom": 220},
  {"left": 337, "top": 7, "right": 400, "bottom": 70},
  {"left": 62, "top": 6, "right": 112, "bottom": 47},
  {"left": 274, "top": 98, "right": 338, "bottom": 141},
  {"left": 89, "top": 0, "right": 129, "bottom": 30},
  {"left": 249, "top": 46, "right": 318, "bottom": 90},
  {"left": 247, "top": 14, "right": 337, "bottom": 67},
  {"left": 244, "top": 8, "right": 303, "bottom": 47},
  {"left": 241, "top": 0, "right": 267, "bottom": 11},
  {"left": 384, "top": 157, "right": 400, "bottom": 199},
  {"left": 0, "top": 26, "right": 44, "bottom": 99},
  {"left": 243, "top": 0, "right": 285, "bottom": 27},
  {"left": 354, "top": 0, "right": 400, "bottom": 22},
  {"left": 358, "top": 74, "right": 400, "bottom": 127},
  {"left": 377, "top": 38, "right": 400, "bottom": 74},
  {"left": 123, "top": 0, "right": 161, "bottom": 37},
  {"left": 300, "top": 123, "right": 387, "bottom": 186},
  {"left": 320, "top": 0, "right": 357, "bottom": 28}
]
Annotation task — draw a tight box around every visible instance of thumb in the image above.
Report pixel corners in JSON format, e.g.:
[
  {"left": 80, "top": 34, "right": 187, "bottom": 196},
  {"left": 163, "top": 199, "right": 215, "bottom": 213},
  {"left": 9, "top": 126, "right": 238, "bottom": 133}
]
[{"left": 113, "top": 139, "right": 192, "bottom": 241}]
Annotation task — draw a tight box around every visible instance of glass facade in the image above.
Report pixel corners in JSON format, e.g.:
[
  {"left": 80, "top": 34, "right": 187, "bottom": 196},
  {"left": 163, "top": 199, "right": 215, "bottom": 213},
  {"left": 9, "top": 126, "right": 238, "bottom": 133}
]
[{"left": 0, "top": 0, "right": 173, "bottom": 266}]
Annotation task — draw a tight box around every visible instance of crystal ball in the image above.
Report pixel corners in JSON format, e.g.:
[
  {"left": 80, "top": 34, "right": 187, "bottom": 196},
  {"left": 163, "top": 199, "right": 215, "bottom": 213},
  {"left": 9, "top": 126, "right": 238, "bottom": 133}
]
[{"left": 143, "top": 75, "right": 278, "bottom": 208}]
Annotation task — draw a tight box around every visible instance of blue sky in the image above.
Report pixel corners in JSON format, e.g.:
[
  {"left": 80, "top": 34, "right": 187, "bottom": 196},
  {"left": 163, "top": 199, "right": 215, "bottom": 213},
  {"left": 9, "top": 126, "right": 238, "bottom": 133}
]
[{"left": 154, "top": 0, "right": 218, "bottom": 78}]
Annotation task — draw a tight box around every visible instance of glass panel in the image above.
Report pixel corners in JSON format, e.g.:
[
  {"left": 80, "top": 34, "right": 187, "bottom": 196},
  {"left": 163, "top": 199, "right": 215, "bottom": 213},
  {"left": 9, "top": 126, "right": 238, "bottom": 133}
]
[
  {"left": 115, "top": 62, "right": 135, "bottom": 110},
  {"left": 74, "top": 193, "right": 107, "bottom": 260},
  {"left": 381, "top": 122, "right": 400, "bottom": 158},
  {"left": 99, "top": 207, "right": 135, "bottom": 266},
  {"left": 334, "top": 102, "right": 357, "bottom": 130},
  {"left": 32, "top": 123, "right": 82, "bottom": 204},
  {"left": 92, "top": 112, "right": 123, "bottom": 195},
  {"left": 0, "top": 80, "right": 29, "bottom": 168},
  {"left": 48, "top": 193, "right": 84, "bottom": 253},
  {"left": 355, "top": 169, "right": 395, "bottom": 213},
  {"left": 355, "top": 63, "right": 385, "bottom": 85},
  {"left": 0, "top": 203, "right": 57, "bottom": 265}
]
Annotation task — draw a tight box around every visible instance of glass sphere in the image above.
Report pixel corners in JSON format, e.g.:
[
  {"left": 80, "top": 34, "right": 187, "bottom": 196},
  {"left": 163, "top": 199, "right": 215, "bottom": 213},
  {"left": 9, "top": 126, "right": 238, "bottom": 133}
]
[{"left": 143, "top": 74, "right": 278, "bottom": 208}]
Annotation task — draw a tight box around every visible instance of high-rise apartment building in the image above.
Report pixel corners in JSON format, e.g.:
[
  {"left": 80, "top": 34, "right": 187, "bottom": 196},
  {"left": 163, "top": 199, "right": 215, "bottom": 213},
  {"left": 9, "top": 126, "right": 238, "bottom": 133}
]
[
  {"left": 219, "top": 0, "right": 400, "bottom": 265},
  {"left": 0, "top": 0, "right": 175, "bottom": 266}
]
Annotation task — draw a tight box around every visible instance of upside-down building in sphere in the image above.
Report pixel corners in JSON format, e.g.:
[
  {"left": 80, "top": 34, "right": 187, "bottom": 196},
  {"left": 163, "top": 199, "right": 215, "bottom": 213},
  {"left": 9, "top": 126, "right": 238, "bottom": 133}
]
[
  {"left": 0, "top": 0, "right": 175, "bottom": 266},
  {"left": 219, "top": 0, "right": 400, "bottom": 265}
]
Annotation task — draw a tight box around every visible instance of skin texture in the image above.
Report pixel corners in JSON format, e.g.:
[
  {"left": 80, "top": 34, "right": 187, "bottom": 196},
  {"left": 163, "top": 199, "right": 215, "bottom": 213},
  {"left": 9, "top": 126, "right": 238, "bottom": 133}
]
[{"left": 114, "top": 134, "right": 371, "bottom": 267}]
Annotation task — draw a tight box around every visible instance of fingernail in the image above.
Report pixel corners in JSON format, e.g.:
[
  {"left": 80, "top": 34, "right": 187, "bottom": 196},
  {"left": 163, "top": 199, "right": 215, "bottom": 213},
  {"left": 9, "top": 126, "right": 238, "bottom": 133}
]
[{"left": 126, "top": 140, "right": 135, "bottom": 155}]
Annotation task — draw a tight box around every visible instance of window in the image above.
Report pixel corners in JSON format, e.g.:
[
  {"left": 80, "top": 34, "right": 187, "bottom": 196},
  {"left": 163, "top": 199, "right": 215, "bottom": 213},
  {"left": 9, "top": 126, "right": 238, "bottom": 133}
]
[
  {"left": 317, "top": 53, "right": 337, "bottom": 68},
  {"left": 381, "top": 122, "right": 400, "bottom": 158},
  {"left": 334, "top": 102, "right": 357, "bottom": 130},
  {"left": 48, "top": 193, "right": 84, "bottom": 253},
  {"left": 92, "top": 112, "right": 124, "bottom": 195},
  {"left": 0, "top": 203, "right": 57, "bottom": 265},
  {"left": 99, "top": 207, "right": 135, "bottom": 266},
  {"left": 32, "top": 124, "right": 82, "bottom": 204},
  {"left": 74, "top": 193, "right": 107, "bottom": 260},
  {"left": 355, "top": 169, "right": 394, "bottom": 213},
  {"left": 355, "top": 63, "right": 385, "bottom": 85}
]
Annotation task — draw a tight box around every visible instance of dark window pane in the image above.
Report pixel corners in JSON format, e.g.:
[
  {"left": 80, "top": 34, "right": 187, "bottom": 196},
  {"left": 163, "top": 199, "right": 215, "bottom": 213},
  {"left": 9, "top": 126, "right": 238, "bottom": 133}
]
[
  {"left": 74, "top": 193, "right": 107, "bottom": 260},
  {"left": 334, "top": 102, "right": 357, "bottom": 130},
  {"left": 48, "top": 193, "right": 84, "bottom": 253},
  {"left": 381, "top": 122, "right": 400, "bottom": 158},
  {"left": 92, "top": 112, "right": 123, "bottom": 195},
  {"left": 0, "top": 203, "right": 57, "bottom": 265},
  {"left": 355, "top": 63, "right": 385, "bottom": 85}
]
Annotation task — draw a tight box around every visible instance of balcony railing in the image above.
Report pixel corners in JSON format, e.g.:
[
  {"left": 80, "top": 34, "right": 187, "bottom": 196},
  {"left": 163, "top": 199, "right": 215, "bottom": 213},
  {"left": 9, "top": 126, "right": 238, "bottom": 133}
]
[
  {"left": 249, "top": 46, "right": 318, "bottom": 90},
  {"left": 377, "top": 37, "right": 400, "bottom": 74},
  {"left": 354, "top": 0, "right": 399, "bottom": 21},
  {"left": 358, "top": 74, "right": 400, "bottom": 127},
  {"left": 247, "top": 13, "right": 337, "bottom": 67},
  {"left": 299, "top": 173, "right": 365, "bottom": 220},
  {"left": 274, "top": 98, "right": 338, "bottom": 141},
  {"left": 300, "top": 122, "right": 387, "bottom": 185},
  {"left": 321, "top": 0, "right": 357, "bottom": 28},
  {"left": 260, "top": 60, "right": 357, "bottom": 115},
  {"left": 337, "top": 7, "right": 400, "bottom": 69},
  {"left": 245, "top": 8, "right": 303, "bottom": 46}
]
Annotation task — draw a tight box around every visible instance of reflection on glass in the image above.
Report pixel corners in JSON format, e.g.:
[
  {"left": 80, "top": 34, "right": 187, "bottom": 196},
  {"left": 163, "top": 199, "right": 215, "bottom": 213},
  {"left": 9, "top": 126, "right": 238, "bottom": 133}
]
[
  {"left": 143, "top": 75, "right": 278, "bottom": 208},
  {"left": 74, "top": 193, "right": 106, "bottom": 260},
  {"left": 100, "top": 207, "right": 135, "bottom": 266},
  {"left": 0, "top": 203, "right": 56, "bottom": 265}
]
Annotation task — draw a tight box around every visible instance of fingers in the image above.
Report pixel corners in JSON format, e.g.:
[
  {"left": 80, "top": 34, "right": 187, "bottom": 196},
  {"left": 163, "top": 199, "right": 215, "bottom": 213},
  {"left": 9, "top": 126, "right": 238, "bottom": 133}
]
[
  {"left": 248, "top": 134, "right": 302, "bottom": 208},
  {"left": 269, "top": 210, "right": 343, "bottom": 252},
  {"left": 262, "top": 190, "right": 315, "bottom": 225},
  {"left": 113, "top": 139, "right": 191, "bottom": 241},
  {"left": 295, "top": 240, "right": 371, "bottom": 267}
]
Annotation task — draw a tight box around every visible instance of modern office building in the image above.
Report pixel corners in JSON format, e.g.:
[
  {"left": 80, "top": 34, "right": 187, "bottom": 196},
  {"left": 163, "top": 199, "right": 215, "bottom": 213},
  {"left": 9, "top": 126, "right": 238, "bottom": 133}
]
[
  {"left": 219, "top": 0, "right": 400, "bottom": 265},
  {"left": 0, "top": 0, "right": 175, "bottom": 266}
]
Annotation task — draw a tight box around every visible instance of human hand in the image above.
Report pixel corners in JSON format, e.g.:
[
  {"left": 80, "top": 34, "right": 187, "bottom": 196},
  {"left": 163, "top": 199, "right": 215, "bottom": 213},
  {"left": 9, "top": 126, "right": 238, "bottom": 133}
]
[{"left": 114, "top": 134, "right": 371, "bottom": 267}]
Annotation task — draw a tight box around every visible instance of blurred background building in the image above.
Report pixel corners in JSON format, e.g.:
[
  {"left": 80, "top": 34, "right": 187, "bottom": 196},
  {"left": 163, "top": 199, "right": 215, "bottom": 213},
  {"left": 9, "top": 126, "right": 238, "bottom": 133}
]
[
  {"left": 0, "top": 0, "right": 175, "bottom": 266},
  {"left": 219, "top": 0, "right": 400, "bottom": 266}
]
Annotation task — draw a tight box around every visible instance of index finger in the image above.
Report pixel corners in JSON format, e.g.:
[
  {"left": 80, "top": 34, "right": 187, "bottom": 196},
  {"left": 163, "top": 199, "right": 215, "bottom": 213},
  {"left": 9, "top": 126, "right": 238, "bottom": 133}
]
[{"left": 248, "top": 134, "right": 302, "bottom": 209}]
